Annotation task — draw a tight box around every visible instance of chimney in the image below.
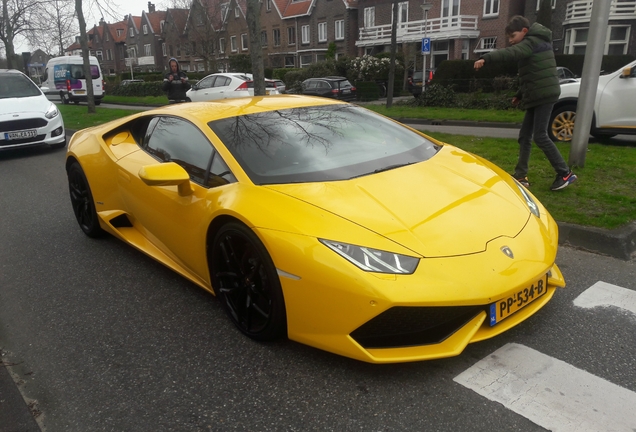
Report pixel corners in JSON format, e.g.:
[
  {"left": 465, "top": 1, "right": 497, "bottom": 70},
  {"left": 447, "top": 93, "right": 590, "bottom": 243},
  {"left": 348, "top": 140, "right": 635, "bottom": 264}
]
[{"left": 148, "top": 2, "right": 155, "bottom": 13}]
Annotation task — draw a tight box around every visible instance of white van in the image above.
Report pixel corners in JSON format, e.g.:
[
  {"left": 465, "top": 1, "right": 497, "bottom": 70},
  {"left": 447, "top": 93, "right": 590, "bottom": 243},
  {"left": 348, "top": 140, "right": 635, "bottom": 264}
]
[{"left": 41, "top": 55, "right": 104, "bottom": 105}]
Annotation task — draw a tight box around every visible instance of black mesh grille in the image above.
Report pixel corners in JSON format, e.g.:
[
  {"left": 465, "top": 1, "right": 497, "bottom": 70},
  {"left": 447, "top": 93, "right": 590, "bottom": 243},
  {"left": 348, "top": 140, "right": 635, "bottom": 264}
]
[
  {"left": 0, "top": 118, "right": 48, "bottom": 132},
  {"left": 350, "top": 306, "right": 485, "bottom": 349}
]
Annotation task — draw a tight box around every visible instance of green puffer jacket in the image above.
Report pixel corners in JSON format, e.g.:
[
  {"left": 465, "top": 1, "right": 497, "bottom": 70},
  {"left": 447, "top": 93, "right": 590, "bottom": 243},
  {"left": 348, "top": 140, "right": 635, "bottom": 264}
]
[{"left": 481, "top": 23, "right": 560, "bottom": 110}]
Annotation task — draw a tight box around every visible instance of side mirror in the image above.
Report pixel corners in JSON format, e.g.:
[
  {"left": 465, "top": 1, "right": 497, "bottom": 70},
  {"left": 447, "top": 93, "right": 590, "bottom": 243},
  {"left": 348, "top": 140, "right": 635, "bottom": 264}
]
[
  {"left": 40, "top": 86, "right": 50, "bottom": 92},
  {"left": 139, "top": 162, "right": 193, "bottom": 196}
]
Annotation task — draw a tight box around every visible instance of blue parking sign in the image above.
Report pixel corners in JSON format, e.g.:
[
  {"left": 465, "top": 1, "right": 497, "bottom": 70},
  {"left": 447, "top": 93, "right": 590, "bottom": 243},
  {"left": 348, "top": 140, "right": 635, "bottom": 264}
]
[{"left": 421, "top": 37, "right": 431, "bottom": 54}]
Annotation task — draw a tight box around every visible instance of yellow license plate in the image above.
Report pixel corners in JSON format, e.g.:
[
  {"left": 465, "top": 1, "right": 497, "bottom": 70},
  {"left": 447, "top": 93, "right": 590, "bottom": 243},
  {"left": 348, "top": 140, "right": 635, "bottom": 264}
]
[
  {"left": 75, "top": 90, "right": 86, "bottom": 94},
  {"left": 489, "top": 274, "right": 548, "bottom": 326}
]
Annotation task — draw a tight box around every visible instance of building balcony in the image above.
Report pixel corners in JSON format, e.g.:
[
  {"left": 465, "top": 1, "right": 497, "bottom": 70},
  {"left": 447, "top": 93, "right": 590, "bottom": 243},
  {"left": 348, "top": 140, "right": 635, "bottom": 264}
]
[
  {"left": 356, "top": 15, "right": 479, "bottom": 47},
  {"left": 564, "top": 0, "right": 636, "bottom": 25}
]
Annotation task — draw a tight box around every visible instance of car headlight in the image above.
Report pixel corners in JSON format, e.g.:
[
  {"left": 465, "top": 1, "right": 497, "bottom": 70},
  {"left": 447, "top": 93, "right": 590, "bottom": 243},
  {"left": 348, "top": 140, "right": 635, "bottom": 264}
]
[
  {"left": 515, "top": 180, "right": 540, "bottom": 217},
  {"left": 319, "top": 239, "right": 419, "bottom": 274},
  {"left": 45, "top": 103, "right": 59, "bottom": 119}
]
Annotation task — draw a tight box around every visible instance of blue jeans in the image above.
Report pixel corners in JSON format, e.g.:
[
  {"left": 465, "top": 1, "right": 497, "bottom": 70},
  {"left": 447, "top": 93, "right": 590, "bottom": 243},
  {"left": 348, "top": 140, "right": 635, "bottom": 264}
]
[{"left": 515, "top": 103, "right": 570, "bottom": 178}]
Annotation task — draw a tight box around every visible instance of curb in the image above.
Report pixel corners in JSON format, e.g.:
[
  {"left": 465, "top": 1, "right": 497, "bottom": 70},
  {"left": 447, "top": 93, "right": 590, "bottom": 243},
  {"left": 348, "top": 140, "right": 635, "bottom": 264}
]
[
  {"left": 394, "top": 117, "right": 522, "bottom": 129},
  {"left": 557, "top": 221, "right": 636, "bottom": 261}
]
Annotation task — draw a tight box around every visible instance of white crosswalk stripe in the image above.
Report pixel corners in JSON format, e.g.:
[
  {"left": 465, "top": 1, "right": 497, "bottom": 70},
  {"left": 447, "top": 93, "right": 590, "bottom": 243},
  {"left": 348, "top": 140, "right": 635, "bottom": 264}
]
[
  {"left": 454, "top": 343, "right": 636, "bottom": 431},
  {"left": 455, "top": 281, "right": 636, "bottom": 431},
  {"left": 573, "top": 281, "right": 636, "bottom": 316}
]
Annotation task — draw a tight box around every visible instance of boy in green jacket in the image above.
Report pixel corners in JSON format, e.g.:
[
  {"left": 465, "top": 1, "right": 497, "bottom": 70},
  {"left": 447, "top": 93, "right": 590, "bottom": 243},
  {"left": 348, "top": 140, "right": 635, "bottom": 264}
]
[{"left": 474, "top": 16, "right": 577, "bottom": 191}]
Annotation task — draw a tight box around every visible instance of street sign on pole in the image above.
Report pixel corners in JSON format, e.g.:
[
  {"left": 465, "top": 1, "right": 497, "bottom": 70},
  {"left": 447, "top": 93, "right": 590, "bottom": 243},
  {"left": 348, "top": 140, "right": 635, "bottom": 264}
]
[{"left": 421, "top": 37, "right": 431, "bottom": 55}]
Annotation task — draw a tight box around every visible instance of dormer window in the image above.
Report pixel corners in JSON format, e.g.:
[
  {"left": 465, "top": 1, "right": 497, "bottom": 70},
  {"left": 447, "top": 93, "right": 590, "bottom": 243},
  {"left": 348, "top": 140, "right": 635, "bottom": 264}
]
[
  {"left": 235, "top": 7, "right": 240, "bottom": 17},
  {"left": 143, "top": 24, "right": 148, "bottom": 35},
  {"left": 129, "top": 27, "right": 134, "bottom": 37}
]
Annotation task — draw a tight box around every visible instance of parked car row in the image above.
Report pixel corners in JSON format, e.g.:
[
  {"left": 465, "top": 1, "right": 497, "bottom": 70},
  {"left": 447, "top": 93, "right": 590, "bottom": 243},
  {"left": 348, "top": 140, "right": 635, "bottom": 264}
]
[{"left": 186, "top": 73, "right": 286, "bottom": 102}]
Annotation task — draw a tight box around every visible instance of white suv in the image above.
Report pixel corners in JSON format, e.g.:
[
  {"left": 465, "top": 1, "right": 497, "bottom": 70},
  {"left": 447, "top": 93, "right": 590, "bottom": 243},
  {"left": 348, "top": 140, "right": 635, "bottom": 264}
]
[{"left": 549, "top": 60, "right": 636, "bottom": 142}]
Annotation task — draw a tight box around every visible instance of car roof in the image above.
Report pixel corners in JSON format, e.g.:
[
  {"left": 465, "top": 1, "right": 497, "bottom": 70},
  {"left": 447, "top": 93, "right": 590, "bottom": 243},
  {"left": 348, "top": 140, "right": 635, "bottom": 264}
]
[{"left": 0, "top": 69, "right": 26, "bottom": 75}]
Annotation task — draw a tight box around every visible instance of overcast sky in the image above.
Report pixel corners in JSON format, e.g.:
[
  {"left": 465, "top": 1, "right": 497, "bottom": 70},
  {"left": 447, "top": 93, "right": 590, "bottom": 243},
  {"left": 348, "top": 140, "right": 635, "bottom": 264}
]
[{"left": 13, "top": 0, "right": 170, "bottom": 53}]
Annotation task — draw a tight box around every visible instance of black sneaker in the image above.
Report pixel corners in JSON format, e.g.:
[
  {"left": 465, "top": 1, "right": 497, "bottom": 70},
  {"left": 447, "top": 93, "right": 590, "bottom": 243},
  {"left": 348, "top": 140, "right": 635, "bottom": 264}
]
[
  {"left": 515, "top": 177, "right": 530, "bottom": 188},
  {"left": 550, "top": 171, "right": 578, "bottom": 191}
]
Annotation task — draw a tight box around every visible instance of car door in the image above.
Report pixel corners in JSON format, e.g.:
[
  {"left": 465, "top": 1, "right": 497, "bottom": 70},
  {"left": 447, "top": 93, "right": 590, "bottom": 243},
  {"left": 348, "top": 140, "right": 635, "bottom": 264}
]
[
  {"left": 596, "top": 63, "right": 636, "bottom": 129},
  {"left": 188, "top": 75, "right": 216, "bottom": 102},
  {"left": 210, "top": 75, "right": 235, "bottom": 99},
  {"left": 116, "top": 115, "right": 236, "bottom": 282}
]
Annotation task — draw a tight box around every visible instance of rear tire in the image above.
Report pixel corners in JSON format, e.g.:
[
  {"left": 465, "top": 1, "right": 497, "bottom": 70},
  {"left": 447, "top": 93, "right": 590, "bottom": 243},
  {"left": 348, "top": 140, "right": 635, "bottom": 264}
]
[
  {"left": 549, "top": 104, "right": 577, "bottom": 143},
  {"left": 67, "top": 162, "right": 105, "bottom": 238}
]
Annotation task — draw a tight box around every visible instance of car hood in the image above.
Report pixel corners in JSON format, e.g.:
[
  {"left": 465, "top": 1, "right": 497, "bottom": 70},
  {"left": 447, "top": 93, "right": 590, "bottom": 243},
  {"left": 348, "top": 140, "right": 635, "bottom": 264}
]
[
  {"left": 0, "top": 95, "right": 51, "bottom": 116},
  {"left": 265, "top": 146, "right": 530, "bottom": 258}
]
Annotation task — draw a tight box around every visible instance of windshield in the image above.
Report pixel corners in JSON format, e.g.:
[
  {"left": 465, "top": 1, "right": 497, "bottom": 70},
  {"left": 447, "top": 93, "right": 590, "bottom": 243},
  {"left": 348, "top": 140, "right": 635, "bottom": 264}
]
[
  {"left": 208, "top": 104, "right": 440, "bottom": 185},
  {"left": 0, "top": 74, "right": 42, "bottom": 99}
]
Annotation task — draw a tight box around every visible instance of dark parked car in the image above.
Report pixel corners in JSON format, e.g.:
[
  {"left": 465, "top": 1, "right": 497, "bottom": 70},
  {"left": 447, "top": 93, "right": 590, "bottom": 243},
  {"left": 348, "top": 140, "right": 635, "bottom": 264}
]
[
  {"left": 301, "top": 77, "right": 357, "bottom": 101},
  {"left": 556, "top": 66, "right": 578, "bottom": 84},
  {"left": 407, "top": 69, "right": 435, "bottom": 97}
]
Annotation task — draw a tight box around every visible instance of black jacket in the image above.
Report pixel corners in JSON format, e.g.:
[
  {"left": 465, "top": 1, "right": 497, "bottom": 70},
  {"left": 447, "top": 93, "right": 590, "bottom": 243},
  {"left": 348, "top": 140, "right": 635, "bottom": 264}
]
[{"left": 162, "top": 59, "right": 191, "bottom": 101}]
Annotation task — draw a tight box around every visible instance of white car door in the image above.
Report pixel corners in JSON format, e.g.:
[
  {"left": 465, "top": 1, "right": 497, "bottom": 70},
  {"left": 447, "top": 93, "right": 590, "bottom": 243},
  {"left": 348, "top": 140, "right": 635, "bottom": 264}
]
[{"left": 188, "top": 75, "right": 216, "bottom": 102}]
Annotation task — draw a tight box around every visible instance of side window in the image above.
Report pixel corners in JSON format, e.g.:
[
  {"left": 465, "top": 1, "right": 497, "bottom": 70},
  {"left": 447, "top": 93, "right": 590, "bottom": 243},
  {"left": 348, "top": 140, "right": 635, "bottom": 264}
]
[
  {"left": 144, "top": 117, "right": 215, "bottom": 187},
  {"left": 208, "top": 153, "right": 236, "bottom": 186},
  {"left": 198, "top": 76, "right": 215, "bottom": 89},
  {"left": 214, "top": 76, "right": 231, "bottom": 87}
]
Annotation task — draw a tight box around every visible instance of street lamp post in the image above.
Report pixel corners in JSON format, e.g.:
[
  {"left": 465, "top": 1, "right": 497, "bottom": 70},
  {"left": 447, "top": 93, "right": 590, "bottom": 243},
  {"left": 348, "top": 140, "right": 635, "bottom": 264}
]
[
  {"left": 421, "top": 3, "right": 433, "bottom": 83},
  {"left": 126, "top": 49, "right": 135, "bottom": 80}
]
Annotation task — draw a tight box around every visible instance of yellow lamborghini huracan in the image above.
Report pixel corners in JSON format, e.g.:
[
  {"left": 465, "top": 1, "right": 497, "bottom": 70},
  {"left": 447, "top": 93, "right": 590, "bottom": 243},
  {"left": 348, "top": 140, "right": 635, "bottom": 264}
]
[{"left": 66, "top": 95, "right": 565, "bottom": 363}]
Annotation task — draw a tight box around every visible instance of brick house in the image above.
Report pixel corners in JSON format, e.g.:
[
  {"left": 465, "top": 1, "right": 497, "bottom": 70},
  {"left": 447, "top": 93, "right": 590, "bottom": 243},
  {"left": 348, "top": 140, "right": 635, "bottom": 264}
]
[
  {"left": 355, "top": 0, "right": 524, "bottom": 72},
  {"left": 126, "top": 3, "right": 167, "bottom": 72},
  {"left": 524, "top": 0, "right": 636, "bottom": 58},
  {"left": 183, "top": 0, "right": 225, "bottom": 73},
  {"left": 161, "top": 8, "right": 191, "bottom": 71}
]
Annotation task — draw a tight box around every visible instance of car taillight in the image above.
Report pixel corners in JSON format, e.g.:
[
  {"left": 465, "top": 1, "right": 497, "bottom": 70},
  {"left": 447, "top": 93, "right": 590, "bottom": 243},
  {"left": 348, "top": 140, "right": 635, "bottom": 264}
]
[
  {"left": 66, "top": 79, "right": 71, "bottom": 92},
  {"left": 428, "top": 71, "right": 434, "bottom": 82},
  {"left": 102, "top": 80, "right": 105, "bottom": 90},
  {"left": 351, "top": 86, "right": 356, "bottom": 91},
  {"left": 235, "top": 81, "right": 248, "bottom": 90},
  {"left": 331, "top": 89, "right": 340, "bottom": 94}
]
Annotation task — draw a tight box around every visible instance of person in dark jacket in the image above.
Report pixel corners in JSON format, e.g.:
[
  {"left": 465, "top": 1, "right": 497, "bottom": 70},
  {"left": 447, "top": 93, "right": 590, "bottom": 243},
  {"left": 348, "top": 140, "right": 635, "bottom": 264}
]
[
  {"left": 163, "top": 58, "right": 191, "bottom": 104},
  {"left": 474, "top": 16, "right": 577, "bottom": 191}
]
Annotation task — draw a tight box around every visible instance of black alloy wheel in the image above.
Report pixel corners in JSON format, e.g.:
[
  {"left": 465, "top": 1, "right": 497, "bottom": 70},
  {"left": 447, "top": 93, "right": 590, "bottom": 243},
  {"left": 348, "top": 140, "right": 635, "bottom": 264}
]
[
  {"left": 211, "top": 222, "right": 287, "bottom": 341},
  {"left": 67, "top": 162, "right": 104, "bottom": 238}
]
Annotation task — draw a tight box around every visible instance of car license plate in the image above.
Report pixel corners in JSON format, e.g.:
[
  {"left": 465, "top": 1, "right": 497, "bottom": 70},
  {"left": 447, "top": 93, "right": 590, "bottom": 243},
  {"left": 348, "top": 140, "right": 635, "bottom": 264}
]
[
  {"left": 5, "top": 130, "right": 37, "bottom": 140},
  {"left": 75, "top": 90, "right": 86, "bottom": 95},
  {"left": 489, "top": 274, "right": 548, "bottom": 326},
  {"left": 416, "top": 83, "right": 423, "bottom": 87},
  {"left": 343, "top": 89, "right": 350, "bottom": 94}
]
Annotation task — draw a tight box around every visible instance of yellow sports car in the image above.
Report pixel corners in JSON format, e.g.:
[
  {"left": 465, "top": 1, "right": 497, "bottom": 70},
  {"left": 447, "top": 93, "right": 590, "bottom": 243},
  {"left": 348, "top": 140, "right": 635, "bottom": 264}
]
[{"left": 66, "top": 95, "right": 565, "bottom": 363}]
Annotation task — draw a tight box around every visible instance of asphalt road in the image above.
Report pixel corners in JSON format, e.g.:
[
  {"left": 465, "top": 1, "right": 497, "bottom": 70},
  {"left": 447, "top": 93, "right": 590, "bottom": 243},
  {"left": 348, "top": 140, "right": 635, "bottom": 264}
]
[{"left": 1, "top": 137, "right": 635, "bottom": 431}]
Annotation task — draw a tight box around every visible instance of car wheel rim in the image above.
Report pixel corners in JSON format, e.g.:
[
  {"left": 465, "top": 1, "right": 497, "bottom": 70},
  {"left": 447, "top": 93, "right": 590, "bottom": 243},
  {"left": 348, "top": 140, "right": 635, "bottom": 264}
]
[
  {"left": 68, "top": 169, "right": 95, "bottom": 232},
  {"left": 552, "top": 110, "right": 576, "bottom": 142},
  {"left": 213, "top": 230, "right": 273, "bottom": 335}
]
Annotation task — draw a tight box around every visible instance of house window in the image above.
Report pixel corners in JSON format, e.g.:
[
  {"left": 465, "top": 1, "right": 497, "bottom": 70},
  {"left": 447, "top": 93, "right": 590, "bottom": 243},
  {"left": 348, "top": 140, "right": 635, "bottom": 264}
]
[
  {"left": 431, "top": 40, "right": 449, "bottom": 68},
  {"left": 266, "top": 0, "right": 271, "bottom": 11},
  {"left": 397, "top": 2, "right": 408, "bottom": 24},
  {"left": 235, "top": 6, "right": 240, "bottom": 17},
  {"left": 536, "top": 0, "right": 556, "bottom": 11},
  {"left": 143, "top": 24, "right": 148, "bottom": 35},
  {"left": 483, "top": 0, "right": 499, "bottom": 17},
  {"left": 198, "top": 63, "right": 205, "bottom": 71},
  {"left": 162, "top": 43, "right": 166, "bottom": 56},
  {"left": 335, "top": 20, "right": 344, "bottom": 40},
  {"left": 241, "top": 33, "right": 248, "bottom": 50},
  {"left": 117, "top": 29, "right": 123, "bottom": 36},
  {"left": 285, "top": 56, "right": 295, "bottom": 67},
  {"left": 273, "top": 29, "right": 281, "bottom": 46},
  {"left": 608, "top": 25, "right": 630, "bottom": 55},
  {"left": 261, "top": 30, "right": 268, "bottom": 46},
  {"left": 316, "top": 54, "right": 326, "bottom": 62},
  {"left": 129, "top": 27, "right": 134, "bottom": 37},
  {"left": 461, "top": 39, "right": 469, "bottom": 59},
  {"left": 106, "top": 49, "right": 112, "bottom": 60},
  {"left": 364, "top": 7, "right": 375, "bottom": 27},
  {"left": 563, "top": 28, "right": 588, "bottom": 55},
  {"left": 300, "top": 54, "right": 312, "bottom": 67},
  {"left": 288, "top": 27, "right": 296, "bottom": 45},
  {"left": 301, "top": 25, "right": 310, "bottom": 44},
  {"left": 318, "top": 22, "right": 327, "bottom": 42},
  {"left": 231, "top": 35, "right": 237, "bottom": 52},
  {"left": 96, "top": 50, "right": 103, "bottom": 61},
  {"left": 106, "top": 32, "right": 109, "bottom": 41},
  {"left": 474, "top": 36, "right": 497, "bottom": 53},
  {"left": 144, "top": 44, "right": 151, "bottom": 56},
  {"left": 176, "top": 45, "right": 181, "bottom": 56},
  {"left": 219, "top": 38, "right": 225, "bottom": 54},
  {"left": 160, "top": 21, "right": 165, "bottom": 32}
]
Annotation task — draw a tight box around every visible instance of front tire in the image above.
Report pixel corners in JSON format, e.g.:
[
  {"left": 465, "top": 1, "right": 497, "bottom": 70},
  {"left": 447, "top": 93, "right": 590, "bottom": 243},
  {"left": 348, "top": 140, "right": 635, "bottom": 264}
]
[
  {"left": 210, "top": 222, "right": 287, "bottom": 341},
  {"left": 549, "top": 104, "right": 577, "bottom": 142},
  {"left": 68, "top": 162, "right": 104, "bottom": 238}
]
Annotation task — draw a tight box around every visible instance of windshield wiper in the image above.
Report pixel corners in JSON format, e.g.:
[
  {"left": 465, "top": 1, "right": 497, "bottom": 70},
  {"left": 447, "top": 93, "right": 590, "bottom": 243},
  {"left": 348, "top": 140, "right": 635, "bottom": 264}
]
[{"left": 349, "top": 162, "right": 415, "bottom": 180}]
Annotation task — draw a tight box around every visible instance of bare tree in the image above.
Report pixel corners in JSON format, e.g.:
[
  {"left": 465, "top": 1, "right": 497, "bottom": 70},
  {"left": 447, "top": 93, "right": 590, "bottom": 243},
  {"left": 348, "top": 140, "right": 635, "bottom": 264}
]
[
  {"left": 245, "top": 0, "right": 264, "bottom": 95},
  {"left": 0, "top": 0, "right": 44, "bottom": 68},
  {"left": 386, "top": 0, "right": 399, "bottom": 108},
  {"left": 75, "top": 0, "right": 95, "bottom": 113},
  {"left": 26, "top": 0, "right": 77, "bottom": 55}
]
